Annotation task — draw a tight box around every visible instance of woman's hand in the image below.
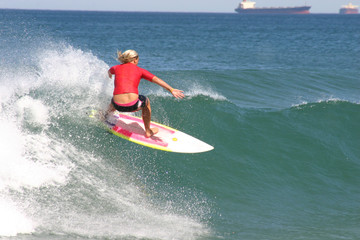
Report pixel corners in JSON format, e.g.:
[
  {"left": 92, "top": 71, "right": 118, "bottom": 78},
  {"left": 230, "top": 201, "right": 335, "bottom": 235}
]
[
  {"left": 152, "top": 76, "right": 185, "bottom": 99},
  {"left": 170, "top": 88, "right": 185, "bottom": 99}
]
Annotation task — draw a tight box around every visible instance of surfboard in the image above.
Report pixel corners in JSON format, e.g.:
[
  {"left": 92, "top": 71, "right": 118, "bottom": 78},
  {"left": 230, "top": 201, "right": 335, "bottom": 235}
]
[{"left": 90, "top": 110, "right": 214, "bottom": 153}]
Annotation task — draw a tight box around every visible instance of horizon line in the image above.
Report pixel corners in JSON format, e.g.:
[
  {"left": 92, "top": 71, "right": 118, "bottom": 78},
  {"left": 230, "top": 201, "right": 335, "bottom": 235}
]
[{"left": 0, "top": 7, "right": 344, "bottom": 15}]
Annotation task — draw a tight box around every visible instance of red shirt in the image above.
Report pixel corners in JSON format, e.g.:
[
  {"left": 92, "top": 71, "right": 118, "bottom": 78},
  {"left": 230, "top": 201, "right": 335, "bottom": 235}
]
[{"left": 109, "top": 63, "right": 155, "bottom": 95}]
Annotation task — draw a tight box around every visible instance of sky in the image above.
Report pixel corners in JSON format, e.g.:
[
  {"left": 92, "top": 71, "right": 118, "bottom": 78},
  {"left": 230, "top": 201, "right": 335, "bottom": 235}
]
[{"left": 0, "top": 0, "right": 358, "bottom": 14}]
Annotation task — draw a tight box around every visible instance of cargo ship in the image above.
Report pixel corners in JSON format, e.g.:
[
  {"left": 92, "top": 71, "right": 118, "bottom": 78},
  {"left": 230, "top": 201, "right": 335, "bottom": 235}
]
[
  {"left": 339, "top": 3, "right": 359, "bottom": 14},
  {"left": 235, "top": 0, "right": 311, "bottom": 14}
]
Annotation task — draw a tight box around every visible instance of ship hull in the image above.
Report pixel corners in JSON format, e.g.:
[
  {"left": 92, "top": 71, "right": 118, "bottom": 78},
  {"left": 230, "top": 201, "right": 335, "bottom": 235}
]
[
  {"left": 339, "top": 8, "right": 359, "bottom": 14},
  {"left": 235, "top": 6, "right": 311, "bottom": 14}
]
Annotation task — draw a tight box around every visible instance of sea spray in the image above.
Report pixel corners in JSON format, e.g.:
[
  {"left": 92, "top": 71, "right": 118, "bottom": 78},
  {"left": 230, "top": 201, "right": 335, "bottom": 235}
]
[{"left": 0, "top": 40, "right": 211, "bottom": 239}]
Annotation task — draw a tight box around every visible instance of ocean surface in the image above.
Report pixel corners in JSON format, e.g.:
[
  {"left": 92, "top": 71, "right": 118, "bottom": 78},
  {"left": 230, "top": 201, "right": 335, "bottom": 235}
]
[{"left": 0, "top": 9, "right": 359, "bottom": 240}]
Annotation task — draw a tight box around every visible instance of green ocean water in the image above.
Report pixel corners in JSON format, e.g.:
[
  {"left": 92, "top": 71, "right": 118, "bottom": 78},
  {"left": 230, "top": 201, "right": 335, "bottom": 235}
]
[{"left": 0, "top": 10, "right": 359, "bottom": 239}]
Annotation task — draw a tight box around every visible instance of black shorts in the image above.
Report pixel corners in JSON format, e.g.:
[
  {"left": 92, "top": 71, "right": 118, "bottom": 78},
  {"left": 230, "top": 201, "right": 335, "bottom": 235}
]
[{"left": 111, "top": 95, "right": 147, "bottom": 112}]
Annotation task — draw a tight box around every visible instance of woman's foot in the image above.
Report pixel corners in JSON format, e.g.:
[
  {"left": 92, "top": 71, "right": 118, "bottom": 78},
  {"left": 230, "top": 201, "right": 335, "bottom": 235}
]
[{"left": 145, "top": 127, "right": 159, "bottom": 138}]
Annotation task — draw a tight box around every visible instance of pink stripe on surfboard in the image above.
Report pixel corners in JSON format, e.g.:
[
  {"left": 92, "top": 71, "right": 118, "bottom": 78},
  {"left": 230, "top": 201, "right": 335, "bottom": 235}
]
[
  {"left": 112, "top": 125, "right": 168, "bottom": 147},
  {"left": 117, "top": 114, "right": 175, "bottom": 133}
]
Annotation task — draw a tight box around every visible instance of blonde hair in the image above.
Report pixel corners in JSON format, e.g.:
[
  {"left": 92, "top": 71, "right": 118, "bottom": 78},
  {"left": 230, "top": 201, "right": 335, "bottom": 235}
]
[{"left": 117, "top": 49, "right": 138, "bottom": 63}]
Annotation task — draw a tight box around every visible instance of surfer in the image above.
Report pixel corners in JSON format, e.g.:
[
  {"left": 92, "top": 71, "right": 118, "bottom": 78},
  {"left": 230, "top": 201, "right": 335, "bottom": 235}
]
[{"left": 107, "top": 49, "right": 185, "bottom": 138}]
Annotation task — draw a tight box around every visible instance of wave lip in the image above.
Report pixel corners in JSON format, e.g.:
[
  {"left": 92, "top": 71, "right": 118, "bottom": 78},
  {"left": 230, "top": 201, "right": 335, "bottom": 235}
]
[
  {"left": 186, "top": 85, "right": 227, "bottom": 101},
  {"left": 291, "top": 97, "right": 359, "bottom": 108}
]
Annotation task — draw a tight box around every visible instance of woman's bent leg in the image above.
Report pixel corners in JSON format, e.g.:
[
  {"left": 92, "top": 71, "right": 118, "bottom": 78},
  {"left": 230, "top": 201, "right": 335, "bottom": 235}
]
[{"left": 142, "top": 98, "right": 158, "bottom": 138}]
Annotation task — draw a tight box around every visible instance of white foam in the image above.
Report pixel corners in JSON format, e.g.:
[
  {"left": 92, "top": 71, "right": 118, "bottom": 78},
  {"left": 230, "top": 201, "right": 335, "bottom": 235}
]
[
  {"left": 0, "top": 120, "right": 27, "bottom": 190},
  {"left": 38, "top": 45, "right": 110, "bottom": 94},
  {"left": 291, "top": 97, "right": 357, "bottom": 108},
  {"left": 186, "top": 83, "right": 227, "bottom": 100},
  {"left": 0, "top": 45, "right": 111, "bottom": 191},
  {"left": 145, "top": 82, "right": 227, "bottom": 101},
  {"left": 16, "top": 96, "right": 50, "bottom": 127},
  {"left": 0, "top": 120, "right": 71, "bottom": 190},
  {"left": 0, "top": 199, "right": 34, "bottom": 236}
]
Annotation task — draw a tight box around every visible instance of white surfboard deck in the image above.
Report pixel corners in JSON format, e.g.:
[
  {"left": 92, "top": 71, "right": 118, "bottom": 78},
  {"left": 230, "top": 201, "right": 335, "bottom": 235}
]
[{"left": 91, "top": 111, "right": 214, "bottom": 153}]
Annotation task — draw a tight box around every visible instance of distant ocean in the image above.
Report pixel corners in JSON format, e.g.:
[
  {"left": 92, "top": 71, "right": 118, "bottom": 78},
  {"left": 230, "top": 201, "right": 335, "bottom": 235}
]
[{"left": 0, "top": 9, "right": 359, "bottom": 240}]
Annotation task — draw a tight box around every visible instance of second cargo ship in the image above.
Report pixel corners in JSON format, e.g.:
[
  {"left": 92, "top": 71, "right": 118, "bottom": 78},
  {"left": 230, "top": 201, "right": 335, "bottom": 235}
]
[
  {"left": 339, "top": 3, "right": 359, "bottom": 14},
  {"left": 235, "top": 0, "right": 311, "bottom": 14}
]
